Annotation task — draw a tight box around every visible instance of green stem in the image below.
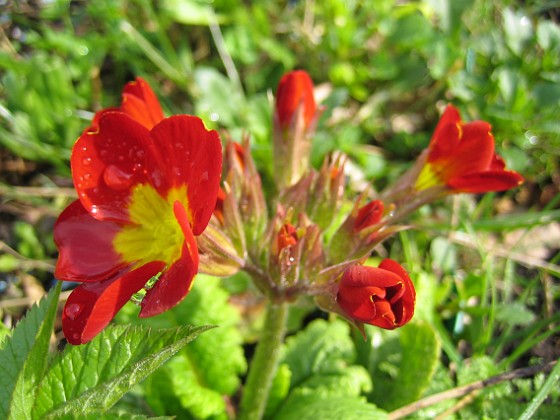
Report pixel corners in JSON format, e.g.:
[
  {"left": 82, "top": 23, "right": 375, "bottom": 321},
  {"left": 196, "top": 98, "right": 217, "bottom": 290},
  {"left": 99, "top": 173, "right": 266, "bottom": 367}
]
[{"left": 239, "top": 300, "right": 289, "bottom": 420}]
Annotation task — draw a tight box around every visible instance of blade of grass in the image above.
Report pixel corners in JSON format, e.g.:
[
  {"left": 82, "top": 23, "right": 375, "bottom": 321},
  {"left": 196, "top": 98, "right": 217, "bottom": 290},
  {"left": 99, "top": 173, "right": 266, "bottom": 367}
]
[{"left": 518, "top": 359, "right": 560, "bottom": 420}]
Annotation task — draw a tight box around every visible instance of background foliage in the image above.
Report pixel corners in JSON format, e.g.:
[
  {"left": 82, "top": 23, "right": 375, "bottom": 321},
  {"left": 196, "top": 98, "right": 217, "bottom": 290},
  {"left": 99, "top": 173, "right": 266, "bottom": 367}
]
[{"left": 1, "top": 0, "right": 559, "bottom": 418}]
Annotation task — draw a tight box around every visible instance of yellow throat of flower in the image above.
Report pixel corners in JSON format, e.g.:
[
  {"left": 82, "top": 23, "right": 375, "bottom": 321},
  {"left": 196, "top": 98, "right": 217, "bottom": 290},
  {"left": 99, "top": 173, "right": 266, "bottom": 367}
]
[
  {"left": 415, "top": 163, "right": 443, "bottom": 191},
  {"left": 113, "top": 184, "right": 189, "bottom": 268}
]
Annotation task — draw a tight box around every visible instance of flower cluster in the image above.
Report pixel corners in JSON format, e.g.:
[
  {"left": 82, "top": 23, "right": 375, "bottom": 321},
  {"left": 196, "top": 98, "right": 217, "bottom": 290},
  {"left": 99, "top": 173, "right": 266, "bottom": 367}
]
[{"left": 55, "top": 72, "right": 523, "bottom": 344}]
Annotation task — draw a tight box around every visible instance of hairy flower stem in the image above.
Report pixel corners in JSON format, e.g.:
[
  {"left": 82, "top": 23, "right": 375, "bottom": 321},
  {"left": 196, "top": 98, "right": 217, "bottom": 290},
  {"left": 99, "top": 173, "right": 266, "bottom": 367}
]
[{"left": 239, "top": 300, "right": 289, "bottom": 420}]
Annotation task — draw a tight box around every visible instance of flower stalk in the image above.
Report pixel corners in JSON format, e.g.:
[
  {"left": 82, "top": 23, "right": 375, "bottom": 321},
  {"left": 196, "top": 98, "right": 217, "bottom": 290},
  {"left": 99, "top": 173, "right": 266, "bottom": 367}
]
[{"left": 239, "top": 299, "right": 289, "bottom": 420}]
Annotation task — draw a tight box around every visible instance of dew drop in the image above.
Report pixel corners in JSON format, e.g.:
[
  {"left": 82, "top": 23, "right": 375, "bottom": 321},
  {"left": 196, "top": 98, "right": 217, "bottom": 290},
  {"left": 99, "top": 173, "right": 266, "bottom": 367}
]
[
  {"left": 83, "top": 173, "right": 91, "bottom": 180},
  {"left": 117, "top": 155, "right": 125, "bottom": 162},
  {"left": 90, "top": 205, "right": 99, "bottom": 215},
  {"left": 65, "top": 303, "right": 84, "bottom": 321},
  {"left": 200, "top": 171, "right": 209, "bottom": 181},
  {"left": 82, "top": 157, "right": 92, "bottom": 166},
  {"left": 72, "top": 333, "right": 80, "bottom": 341},
  {"left": 103, "top": 164, "right": 134, "bottom": 190}
]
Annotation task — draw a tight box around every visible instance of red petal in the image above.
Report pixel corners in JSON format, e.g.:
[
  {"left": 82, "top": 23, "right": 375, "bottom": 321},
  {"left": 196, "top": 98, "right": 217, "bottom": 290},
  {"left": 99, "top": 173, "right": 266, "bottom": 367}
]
[
  {"left": 448, "top": 170, "right": 524, "bottom": 193},
  {"left": 139, "top": 201, "right": 199, "bottom": 317},
  {"left": 71, "top": 112, "right": 157, "bottom": 222},
  {"left": 120, "top": 77, "right": 164, "bottom": 130},
  {"left": 378, "top": 259, "right": 416, "bottom": 326},
  {"left": 62, "top": 260, "right": 165, "bottom": 345},
  {"left": 489, "top": 154, "right": 507, "bottom": 170},
  {"left": 54, "top": 200, "right": 130, "bottom": 282},
  {"left": 148, "top": 115, "right": 223, "bottom": 235},
  {"left": 275, "top": 70, "right": 316, "bottom": 128},
  {"left": 429, "top": 105, "right": 461, "bottom": 156}
]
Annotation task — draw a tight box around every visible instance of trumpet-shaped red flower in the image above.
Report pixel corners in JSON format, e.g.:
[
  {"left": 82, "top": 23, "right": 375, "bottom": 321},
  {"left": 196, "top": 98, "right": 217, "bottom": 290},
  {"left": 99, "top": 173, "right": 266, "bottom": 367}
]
[
  {"left": 55, "top": 79, "right": 222, "bottom": 345},
  {"left": 275, "top": 70, "right": 317, "bottom": 130},
  {"left": 337, "top": 259, "right": 415, "bottom": 330},
  {"left": 415, "top": 105, "right": 523, "bottom": 193}
]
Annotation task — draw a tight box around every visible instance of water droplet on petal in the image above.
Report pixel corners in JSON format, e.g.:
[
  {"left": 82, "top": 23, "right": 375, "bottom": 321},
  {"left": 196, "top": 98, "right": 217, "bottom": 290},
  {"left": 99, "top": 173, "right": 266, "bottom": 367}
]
[
  {"left": 118, "top": 155, "right": 125, "bottom": 162},
  {"left": 72, "top": 333, "right": 80, "bottom": 341},
  {"left": 65, "top": 303, "right": 84, "bottom": 321},
  {"left": 82, "top": 157, "right": 92, "bottom": 166},
  {"left": 90, "top": 205, "right": 99, "bottom": 215},
  {"left": 103, "top": 164, "right": 134, "bottom": 190},
  {"left": 200, "top": 171, "right": 208, "bottom": 181},
  {"left": 83, "top": 173, "right": 91, "bottom": 180}
]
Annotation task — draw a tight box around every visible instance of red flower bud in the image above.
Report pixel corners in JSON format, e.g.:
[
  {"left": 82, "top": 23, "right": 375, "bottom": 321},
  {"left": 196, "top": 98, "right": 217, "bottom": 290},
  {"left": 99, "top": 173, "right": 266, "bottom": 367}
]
[
  {"left": 353, "top": 200, "right": 384, "bottom": 233},
  {"left": 337, "top": 259, "right": 415, "bottom": 329},
  {"left": 277, "top": 223, "right": 298, "bottom": 252},
  {"left": 275, "top": 70, "right": 316, "bottom": 129}
]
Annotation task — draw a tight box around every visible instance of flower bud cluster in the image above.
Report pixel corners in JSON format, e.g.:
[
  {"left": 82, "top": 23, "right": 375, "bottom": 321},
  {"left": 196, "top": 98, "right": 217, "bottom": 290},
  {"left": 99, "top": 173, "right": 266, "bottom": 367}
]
[{"left": 199, "top": 70, "right": 523, "bottom": 332}]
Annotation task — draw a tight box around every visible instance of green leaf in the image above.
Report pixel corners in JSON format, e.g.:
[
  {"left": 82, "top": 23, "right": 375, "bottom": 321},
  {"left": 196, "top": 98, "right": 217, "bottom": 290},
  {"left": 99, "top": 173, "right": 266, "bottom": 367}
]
[
  {"left": 264, "top": 364, "right": 292, "bottom": 418},
  {"left": 369, "top": 321, "right": 440, "bottom": 410},
  {"left": 0, "top": 282, "right": 61, "bottom": 420},
  {"left": 33, "top": 324, "right": 212, "bottom": 419},
  {"left": 115, "top": 275, "right": 246, "bottom": 418},
  {"left": 273, "top": 390, "right": 387, "bottom": 420},
  {"left": 391, "top": 322, "right": 441, "bottom": 408},
  {"left": 282, "top": 319, "right": 361, "bottom": 389},
  {"left": 268, "top": 319, "right": 374, "bottom": 418}
]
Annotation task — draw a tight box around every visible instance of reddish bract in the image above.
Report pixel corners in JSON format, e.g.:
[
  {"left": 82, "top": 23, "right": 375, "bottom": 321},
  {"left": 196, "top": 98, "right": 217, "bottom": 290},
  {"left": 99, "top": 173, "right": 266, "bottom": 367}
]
[
  {"left": 416, "top": 105, "right": 524, "bottom": 193},
  {"left": 337, "top": 259, "right": 415, "bottom": 329},
  {"left": 55, "top": 78, "right": 222, "bottom": 344},
  {"left": 275, "top": 70, "right": 317, "bottom": 129}
]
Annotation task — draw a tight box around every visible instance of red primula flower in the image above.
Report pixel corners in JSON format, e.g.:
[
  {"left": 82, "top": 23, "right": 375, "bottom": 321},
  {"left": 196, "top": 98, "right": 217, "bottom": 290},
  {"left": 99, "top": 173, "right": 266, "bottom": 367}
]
[
  {"left": 275, "top": 70, "right": 317, "bottom": 130},
  {"left": 337, "top": 259, "right": 415, "bottom": 330},
  {"left": 415, "top": 105, "right": 523, "bottom": 193},
  {"left": 55, "top": 79, "right": 222, "bottom": 345}
]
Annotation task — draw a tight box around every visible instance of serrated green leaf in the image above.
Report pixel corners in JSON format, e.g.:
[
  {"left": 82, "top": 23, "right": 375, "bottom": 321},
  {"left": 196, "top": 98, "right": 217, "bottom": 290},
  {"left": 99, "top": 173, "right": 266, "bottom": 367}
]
[
  {"left": 52, "top": 411, "right": 173, "bottom": 420},
  {"left": 273, "top": 390, "right": 387, "bottom": 420},
  {"left": 264, "top": 364, "right": 292, "bottom": 418},
  {"left": 144, "top": 354, "right": 228, "bottom": 419},
  {"left": 115, "top": 275, "right": 246, "bottom": 418},
  {"left": 33, "top": 324, "right": 212, "bottom": 419},
  {"left": 0, "top": 282, "right": 61, "bottom": 420},
  {"left": 282, "top": 319, "right": 358, "bottom": 389}
]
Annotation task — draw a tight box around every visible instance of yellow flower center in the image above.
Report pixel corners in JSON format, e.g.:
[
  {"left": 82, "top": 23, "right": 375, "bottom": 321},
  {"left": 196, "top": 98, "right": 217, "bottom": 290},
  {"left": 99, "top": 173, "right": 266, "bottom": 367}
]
[
  {"left": 113, "top": 184, "right": 189, "bottom": 268},
  {"left": 415, "top": 163, "right": 443, "bottom": 191}
]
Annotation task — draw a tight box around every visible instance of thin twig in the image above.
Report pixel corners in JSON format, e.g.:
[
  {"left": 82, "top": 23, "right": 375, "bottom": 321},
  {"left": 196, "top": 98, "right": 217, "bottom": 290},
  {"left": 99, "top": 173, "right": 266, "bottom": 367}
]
[
  {"left": 388, "top": 360, "right": 557, "bottom": 420},
  {"left": 434, "top": 392, "right": 478, "bottom": 420},
  {"left": 208, "top": 13, "right": 245, "bottom": 102},
  {"left": 0, "top": 290, "right": 72, "bottom": 310},
  {"left": 0, "top": 185, "right": 77, "bottom": 198},
  {"left": 0, "top": 241, "right": 56, "bottom": 272},
  {"left": 448, "top": 231, "right": 560, "bottom": 276}
]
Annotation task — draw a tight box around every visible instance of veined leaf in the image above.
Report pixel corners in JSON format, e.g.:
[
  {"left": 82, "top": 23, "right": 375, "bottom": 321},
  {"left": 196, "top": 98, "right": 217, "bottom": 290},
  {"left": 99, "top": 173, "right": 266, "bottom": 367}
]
[
  {"left": 268, "top": 319, "right": 377, "bottom": 418},
  {"left": 369, "top": 321, "right": 440, "bottom": 410},
  {"left": 273, "top": 390, "right": 387, "bottom": 420},
  {"left": 115, "top": 275, "right": 246, "bottom": 418},
  {"left": 0, "top": 282, "right": 61, "bottom": 420},
  {"left": 33, "top": 324, "right": 212, "bottom": 419},
  {"left": 282, "top": 319, "right": 362, "bottom": 389}
]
